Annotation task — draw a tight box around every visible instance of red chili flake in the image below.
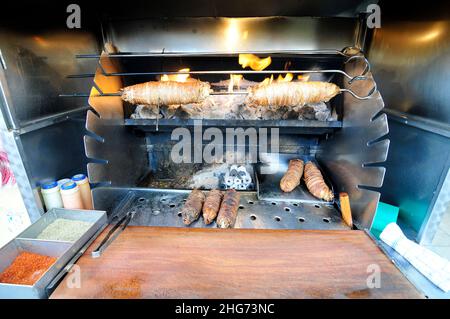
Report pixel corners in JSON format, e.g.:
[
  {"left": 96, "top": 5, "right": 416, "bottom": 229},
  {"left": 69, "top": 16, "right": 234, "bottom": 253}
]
[{"left": 0, "top": 251, "right": 56, "bottom": 285}]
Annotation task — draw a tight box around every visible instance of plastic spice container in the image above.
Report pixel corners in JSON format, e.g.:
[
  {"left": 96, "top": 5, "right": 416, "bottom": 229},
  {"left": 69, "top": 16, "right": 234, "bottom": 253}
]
[
  {"left": 40, "top": 181, "right": 64, "bottom": 211},
  {"left": 57, "top": 178, "right": 72, "bottom": 187},
  {"left": 60, "top": 181, "right": 84, "bottom": 210},
  {"left": 72, "top": 174, "right": 93, "bottom": 210}
]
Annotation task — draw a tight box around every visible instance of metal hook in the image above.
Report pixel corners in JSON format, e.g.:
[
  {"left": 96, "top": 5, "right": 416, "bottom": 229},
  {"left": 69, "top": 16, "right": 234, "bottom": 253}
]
[
  {"left": 341, "top": 46, "right": 364, "bottom": 57},
  {"left": 340, "top": 81, "right": 378, "bottom": 100},
  {"left": 344, "top": 55, "right": 371, "bottom": 83}
]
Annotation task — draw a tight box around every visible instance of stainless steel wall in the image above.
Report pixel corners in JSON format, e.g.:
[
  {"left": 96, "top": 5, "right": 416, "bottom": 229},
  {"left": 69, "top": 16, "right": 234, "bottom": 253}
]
[
  {"left": 106, "top": 17, "right": 359, "bottom": 54},
  {"left": 0, "top": 4, "right": 101, "bottom": 219},
  {"left": 369, "top": 20, "right": 450, "bottom": 124},
  {"left": 380, "top": 120, "right": 450, "bottom": 234},
  {"left": 368, "top": 2, "right": 450, "bottom": 240},
  {"left": 95, "top": 0, "right": 373, "bottom": 18},
  {"left": 18, "top": 117, "right": 90, "bottom": 187},
  {"left": 0, "top": 30, "right": 98, "bottom": 129}
]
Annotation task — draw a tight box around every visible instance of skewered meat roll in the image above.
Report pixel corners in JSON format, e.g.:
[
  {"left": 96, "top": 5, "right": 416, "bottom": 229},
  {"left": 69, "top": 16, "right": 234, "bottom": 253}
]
[
  {"left": 247, "top": 81, "right": 340, "bottom": 107},
  {"left": 181, "top": 189, "right": 205, "bottom": 225},
  {"left": 280, "top": 159, "right": 304, "bottom": 192},
  {"left": 216, "top": 189, "right": 240, "bottom": 228},
  {"left": 121, "top": 80, "right": 211, "bottom": 106},
  {"left": 202, "top": 189, "right": 223, "bottom": 225},
  {"left": 303, "top": 161, "right": 334, "bottom": 202}
]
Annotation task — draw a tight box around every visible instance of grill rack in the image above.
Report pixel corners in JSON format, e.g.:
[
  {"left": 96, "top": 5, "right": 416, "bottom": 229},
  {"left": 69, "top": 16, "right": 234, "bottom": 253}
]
[
  {"left": 61, "top": 47, "right": 377, "bottom": 100},
  {"left": 69, "top": 56, "right": 370, "bottom": 83}
]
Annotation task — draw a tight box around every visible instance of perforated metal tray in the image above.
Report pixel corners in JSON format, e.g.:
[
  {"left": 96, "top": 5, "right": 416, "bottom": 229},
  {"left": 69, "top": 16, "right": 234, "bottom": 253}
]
[
  {"left": 93, "top": 187, "right": 347, "bottom": 230},
  {"left": 256, "top": 153, "right": 335, "bottom": 204}
]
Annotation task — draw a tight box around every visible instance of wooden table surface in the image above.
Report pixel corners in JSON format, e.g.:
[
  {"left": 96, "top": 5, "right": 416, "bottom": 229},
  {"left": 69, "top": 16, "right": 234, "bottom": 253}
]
[{"left": 51, "top": 227, "right": 422, "bottom": 299}]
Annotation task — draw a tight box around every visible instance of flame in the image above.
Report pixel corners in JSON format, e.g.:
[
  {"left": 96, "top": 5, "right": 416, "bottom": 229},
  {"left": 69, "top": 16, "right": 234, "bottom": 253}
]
[
  {"left": 239, "top": 54, "right": 272, "bottom": 71},
  {"left": 223, "top": 19, "right": 249, "bottom": 51},
  {"left": 161, "top": 68, "right": 190, "bottom": 82},
  {"left": 259, "top": 74, "right": 274, "bottom": 87},
  {"left": 276, "top": 73, "right": 293, "bottom": 82},
  {"left": 33, "top": 36, "right": 50, "bottom": 47},
  {"left": 297, "top": 74, "right": 310, "bottom": 82},
  {"left": 225, "top": 19, "right": 240, "bottom": 52},
  {"left": 228, "top": 74, "right": 243, "bottom": 93}
]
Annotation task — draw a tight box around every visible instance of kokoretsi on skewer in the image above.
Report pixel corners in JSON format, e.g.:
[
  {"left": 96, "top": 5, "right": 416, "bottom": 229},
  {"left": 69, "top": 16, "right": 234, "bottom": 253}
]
[
  {"left": 121, "top": 80, "right": 211, "bottom": 106},
  {"left": 246, "top": 81, "right": 340, "bottom": 107}
]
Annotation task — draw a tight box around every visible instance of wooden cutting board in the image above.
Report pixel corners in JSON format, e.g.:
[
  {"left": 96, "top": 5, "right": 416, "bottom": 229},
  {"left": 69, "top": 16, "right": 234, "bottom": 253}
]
[{"left": 50, "top": 227, "right": 422, "bottom": 299}]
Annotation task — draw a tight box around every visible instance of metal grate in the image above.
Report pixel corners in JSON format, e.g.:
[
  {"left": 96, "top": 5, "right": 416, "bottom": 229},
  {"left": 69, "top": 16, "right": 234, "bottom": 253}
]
[{"left": 94, "top": 188, "right": 348, "bottom": 230}]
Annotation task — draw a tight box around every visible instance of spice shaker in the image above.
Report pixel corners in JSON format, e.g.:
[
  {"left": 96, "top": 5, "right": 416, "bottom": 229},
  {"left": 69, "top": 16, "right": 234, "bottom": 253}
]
[
  {"left": 72, "top": 174, "right": 93, "bottom": 210},
  {"left": 57, "top": 178, "right": 72, "bottom": 187},
  {"left": 60, "top": 181, "right": 84, "bottom": 210},
  {"left": 40, "top": 181, "right": 64, "bottom": 211}
]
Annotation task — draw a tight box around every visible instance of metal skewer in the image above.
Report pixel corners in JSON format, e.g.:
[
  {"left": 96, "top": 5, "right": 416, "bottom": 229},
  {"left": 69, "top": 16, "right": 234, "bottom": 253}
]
[{"left": 60, "top": 85, "right": 377, "bottom": 100}]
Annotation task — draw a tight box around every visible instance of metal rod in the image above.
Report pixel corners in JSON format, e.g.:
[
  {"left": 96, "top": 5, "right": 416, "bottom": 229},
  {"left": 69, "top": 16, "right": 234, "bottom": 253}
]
[
  {"left": 76, "top": 49, "right": 359, "bottom": 59},
  {"left": 60, "top": 87, "right": 377, "bottom": 100},
  {"left": 69, "top": 48, "right": 371, "bottom": 82},
  {"left": 340, "top": 87, "right": 377, "bottom": 100},
  {"left": 59, "top": 91, "right": 248, "bottom": 98},
  {"left": 68, "top": 69, "right": 368, "bottom": 82}
]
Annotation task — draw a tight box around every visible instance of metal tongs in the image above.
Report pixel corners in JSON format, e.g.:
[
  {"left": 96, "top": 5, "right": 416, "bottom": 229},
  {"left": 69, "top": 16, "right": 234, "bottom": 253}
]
[{"left": 91, "top": 192, "right": 136, "bottom": 258}]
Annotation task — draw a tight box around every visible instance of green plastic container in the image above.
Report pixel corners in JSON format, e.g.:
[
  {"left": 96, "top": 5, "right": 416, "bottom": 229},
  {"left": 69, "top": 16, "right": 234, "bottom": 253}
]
[{"left": 371, "top": 202, "right": 399, "bottom": 239}]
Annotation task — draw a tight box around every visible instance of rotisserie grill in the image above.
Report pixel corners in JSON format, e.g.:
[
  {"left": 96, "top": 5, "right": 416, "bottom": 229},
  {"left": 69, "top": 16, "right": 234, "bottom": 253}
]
[
  {"left": 3, "top": 0, "right": 447, "bottom": 299},
  {"left": 70, "top": 18, "right": 385, "bottom": 230}
]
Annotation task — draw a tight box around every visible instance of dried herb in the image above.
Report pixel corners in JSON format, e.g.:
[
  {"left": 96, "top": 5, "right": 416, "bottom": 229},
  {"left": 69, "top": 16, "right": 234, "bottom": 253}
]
[
  {"left": 37, "top": 218, "right": 93, "bottom": 242},
  {"left": 0, "top": 252, "right": 56, "bottom": 285}
]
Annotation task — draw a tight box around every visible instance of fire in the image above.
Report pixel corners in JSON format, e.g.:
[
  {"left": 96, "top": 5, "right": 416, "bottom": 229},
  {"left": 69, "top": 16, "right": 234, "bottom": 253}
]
[
  {"left": 228, "top": 74, "right": 243, "bottom": 92},
  {"left": 297, "top": 74, "right": 310, "bottom": 82},
  {"left": 161, "top": 68, "right": 191, "bottom": 82},
  {"left": 276, "top": 73, "right": 293, "bottom": 82},
  {"left": 258, "top": 73, "right": 295, "bottom": 87},
  {"left": 238, "top": 54, "right": 272, "bottom": 71},
  {"left": 259, "top": 75, "right": 274, "bottom": 87}
]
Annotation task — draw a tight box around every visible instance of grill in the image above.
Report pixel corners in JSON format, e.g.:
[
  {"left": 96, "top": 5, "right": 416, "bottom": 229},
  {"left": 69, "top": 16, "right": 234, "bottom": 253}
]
[
  {"left": 54, "top": 15, "right": 388, "bottom": 230},
  {"left": 3, "top": 1, "right": 450, "bottom": 299}
]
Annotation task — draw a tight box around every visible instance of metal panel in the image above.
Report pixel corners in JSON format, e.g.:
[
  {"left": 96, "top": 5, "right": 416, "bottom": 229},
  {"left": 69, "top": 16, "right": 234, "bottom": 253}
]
[
  {"left": 0, "top": 97, "right": 42, "bottom": 221},
  {"left": 106, "top": 17, "right": 359, "bottom": 54},
  {"left": 380, "top": 119, "right": 450, "bottom": 237},
  {"left": 367, "top": 4, "right": 450, "bottom": 241},
  {"left": 18, "top": 118, "right": 89, "bottom": 188},
  {"left": 0, "top": 29, "right": 99, "bottom": 128},
  {"left": 99, "top": 0, "right": 373, "bottom": 18},
  {"left": 419, "top": 168, "right": 450, "bottom": 245},
  {"left": 369, "top": 19, "right": 450, "bottom": 125},
  {"left": 317, "top": 64, "right": 389, "bottom": 229},
  {"left": 85, "top": 111, "right": 148, "bottom": 186}
]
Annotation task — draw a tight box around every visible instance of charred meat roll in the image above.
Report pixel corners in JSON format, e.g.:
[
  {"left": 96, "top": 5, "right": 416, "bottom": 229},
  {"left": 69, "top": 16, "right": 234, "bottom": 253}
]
[
  {"left": 280, "top": 159, "right": 304, "bottom": 192},
  {"left": 121, "top": 80, "right": 211, "bottom": 106},
  {"left": 247, "top": 81, "right": 340, "bottom": 107},
  {"left": 216, "top": 189, "right": 241, "bottom": 228},
  {"left": 181, "top": 189, "right": 206, "bottom": 225},
  {"left": 202, "top": 189, "right": 223, "bottom": 225},
  {"left": 303, "top": 161, "right": 334, "bottom": 202}
]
